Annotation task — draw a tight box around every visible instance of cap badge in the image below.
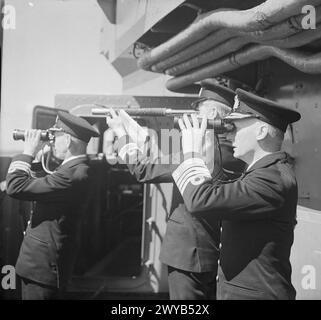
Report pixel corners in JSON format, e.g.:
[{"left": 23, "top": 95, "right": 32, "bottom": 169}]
[{"left": 233, "top": 95, "right": 240, "bottom": 112}]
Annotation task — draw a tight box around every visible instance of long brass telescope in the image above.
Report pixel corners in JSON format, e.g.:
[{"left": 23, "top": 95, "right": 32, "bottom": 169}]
[{"left": 92, "top": 108, "right": 235, "bottom": 134}]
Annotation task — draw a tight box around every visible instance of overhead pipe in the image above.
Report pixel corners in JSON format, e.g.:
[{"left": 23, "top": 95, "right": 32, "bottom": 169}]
[
  {"left": 137, "top": 0, "right": 321, "bottom": 70},
  {"left": 165, "top": 45, "right": 321, "bottom": 91},
  {"left": 164, "top": 25, "right": 321, "bottom": 77},
  {"left": 240, "top": 5, "right": 321, "bottom": 41},
  {"left": 265, "top": 25, "right": 321, "bottom": 48},
  {"left": 150, "top": 29, "right": 234, "bottom": 73},
  {"left": 308, "top": 38, "right": 321, "bottom": 48},
  {"left": 165, "top": 38, "right": 248, "bottom": 76},
  {"left": 150, "top": 5, "right": 321, "bottom": 74},
  {"left": 150, "top": 19, "right": 292, "bottom": 74}
]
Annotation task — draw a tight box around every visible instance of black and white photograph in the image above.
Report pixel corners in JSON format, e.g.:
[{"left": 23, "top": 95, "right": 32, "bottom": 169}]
[{"left": 0, "top": 0, "right": 320, "bottom": 309}]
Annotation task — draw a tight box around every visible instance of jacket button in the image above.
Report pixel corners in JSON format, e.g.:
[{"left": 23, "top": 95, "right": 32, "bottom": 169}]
[
  {"left": 220, "top": 227, "right": 223, "bottom": 232},
  {"left": 218, "top": 259, "right": 220, "bottom": 265},
  {"left": 219, "top": 243, "right": 222, "bottom": 249},
  {"left": 216, "top": 275, "right": 219, "bottom": 282}
]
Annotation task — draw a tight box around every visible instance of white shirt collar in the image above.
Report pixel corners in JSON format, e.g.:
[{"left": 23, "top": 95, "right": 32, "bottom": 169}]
[
  {"left": 62, "top": 154, "right": 87, "bottom": 166},
  {"left": 246, "top": 161, "right": 256, "bottom": 171},
  {"left": 246, "top": 151, "right": 278, "bottom": 171}
]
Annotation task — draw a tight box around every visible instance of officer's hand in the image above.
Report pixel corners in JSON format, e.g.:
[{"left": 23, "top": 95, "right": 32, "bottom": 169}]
[
  {"left": 118, "top": 110, "right": 148, "bottom": 149},
  {"left": 0, "top": 181, "right": 6, "bottom": 192},
  {"left": 23, "top": 129, "right": 42, "bottom": 157},
  {"left": 178, "top": 114, "right": 207, "bottom": 156},
  {"left": 202, "top": 129, "right": 219, "bottom": 174},
  {"left": 103, "top": 128, "right": 116, "bottom": 157},
  {"left": 106, "top": 108, "right": 127, "bottom": 138}
]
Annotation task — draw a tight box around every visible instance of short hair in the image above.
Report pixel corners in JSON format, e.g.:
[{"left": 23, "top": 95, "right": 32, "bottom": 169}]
[
  {"left": 68, "top": 134, "right": 88, "bottom": 153},
  {"left": 266, "top": 123, "right": 284, "bottom": 141},
  {"left": 258, "top": 120, "right": 284, "bottom": 151}
]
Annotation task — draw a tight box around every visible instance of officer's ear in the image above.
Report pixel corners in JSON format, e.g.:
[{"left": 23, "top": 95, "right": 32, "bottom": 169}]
[
  {"left": 256, "top": 121, "right": 269, "bottom": 141},
  {"left": 65, "top": 133, "right": 72, "bottom": 148}
]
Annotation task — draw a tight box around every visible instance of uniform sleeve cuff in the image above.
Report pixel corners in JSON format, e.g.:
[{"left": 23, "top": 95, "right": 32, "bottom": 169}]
[
  {"left": 8, "top": 154, "right": 33, "bottom": 174},
  {"left": 13, "top": 154, "right": 34, "bottom": 163},
  {"left": 172, "top": 157, "right": 211, "bottom": 195}
]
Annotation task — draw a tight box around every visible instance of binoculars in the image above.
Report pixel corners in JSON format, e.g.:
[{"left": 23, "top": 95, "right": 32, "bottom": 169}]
[
  {"left": 13, "top": 129, "right": 54, "bottom": 141},
  {"left": 92, "top": 108, "right": 235, "bottom": 134}
]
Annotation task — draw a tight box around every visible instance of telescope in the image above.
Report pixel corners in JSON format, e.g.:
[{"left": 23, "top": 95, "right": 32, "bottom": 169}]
[
  {"left": 13, "top": 129, "right": 56, "bottom": 141},
  {"left": 92, "top": 108, "right": 235, "bottom": 134}
]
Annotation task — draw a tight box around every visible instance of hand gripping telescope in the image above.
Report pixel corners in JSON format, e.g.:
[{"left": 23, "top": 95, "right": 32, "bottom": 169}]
[{"left": 92, "top": 108, "right": 235, "bottom": 134}]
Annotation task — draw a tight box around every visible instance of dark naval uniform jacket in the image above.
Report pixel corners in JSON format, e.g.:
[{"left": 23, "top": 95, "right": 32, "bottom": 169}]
[
  {"left": 116, "top": 135, "right": 222, "bottom": 273},
  {"left": 6, "top": 154, "right": 91, "bottom": 288},
  {"left": 172, "top": 151, "right": 297, "bottom": 300}
]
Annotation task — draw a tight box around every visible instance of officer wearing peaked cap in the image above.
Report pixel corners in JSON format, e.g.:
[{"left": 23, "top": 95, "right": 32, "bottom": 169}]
[
  {"left": 168, "top": 79, "right": 246, "bottom": 176},
  {"left": 171, "top": 89, "right": 301, "bottom": 299},
  {"left": 106, "top": 81, "right": 246, "bottom": 300},
  {"left": 54, "top": 111, "right": 100, "bottom": 142},
  {"left": 199, "top": 80, "right": 246, "bottom": 176},
  {"left": 226, "top": 89, "right": 301, "bottom": 131},
  {"left": 6, "top": 111, "right": 99, "bottom": 299},
  {"left": 199, "top": 79, "right": 236, "bottom": 107}
]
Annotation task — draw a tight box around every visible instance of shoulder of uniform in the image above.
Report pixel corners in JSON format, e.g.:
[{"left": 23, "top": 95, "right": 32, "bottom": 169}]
[
  {"left": 243, "top": 166, "right": 281, "bottom": 187},
  {"left": 71, "top": 163, "right": 90, "bottom": 182},
  {"left": 245, "top": 162, "right": 296, "bottom": 193},
  {"left": 275, "top": 161, "right": 297, "bottom": 188}
]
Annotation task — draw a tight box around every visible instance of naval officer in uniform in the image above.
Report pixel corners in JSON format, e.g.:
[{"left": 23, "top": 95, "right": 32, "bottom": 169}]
[
  {"left": 6, "top": 111, "right": 99, "bottom": 299},
  {"left": 171, "top": 89, "right": 301, "bottom": 299},
  {"left": 106, "top": 82, "right": 245, "bottom": 299}
]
